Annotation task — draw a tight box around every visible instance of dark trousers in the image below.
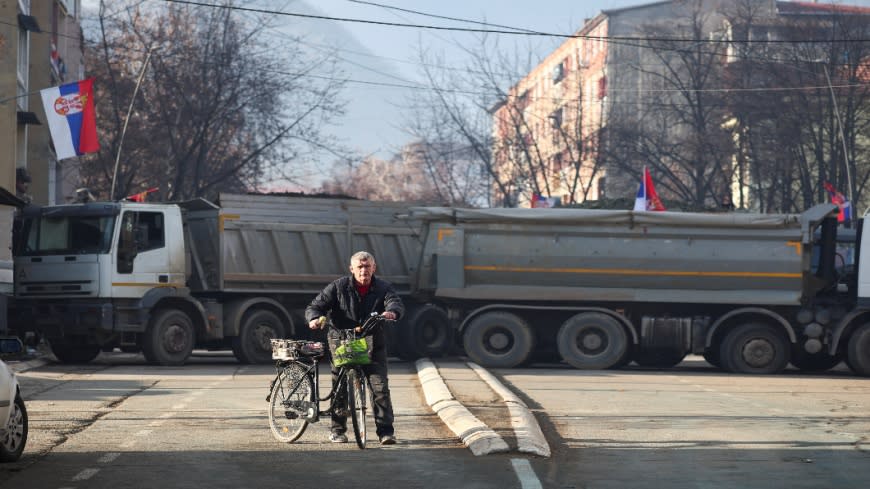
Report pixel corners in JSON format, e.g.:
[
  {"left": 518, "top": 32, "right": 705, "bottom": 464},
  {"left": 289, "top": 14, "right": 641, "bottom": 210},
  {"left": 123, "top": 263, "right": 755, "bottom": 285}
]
[{"left": 330, "top": 351, "right": 394, "bottom": 438}]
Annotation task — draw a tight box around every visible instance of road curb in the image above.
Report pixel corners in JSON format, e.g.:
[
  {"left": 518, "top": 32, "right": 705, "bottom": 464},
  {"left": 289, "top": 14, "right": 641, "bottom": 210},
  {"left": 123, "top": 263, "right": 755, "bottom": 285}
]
[
  {"left": 466, "top": 362, "right": 551, "bottom": 458},
  {"left": 415, "top": 358, "right": 510, "bottom": 456}
]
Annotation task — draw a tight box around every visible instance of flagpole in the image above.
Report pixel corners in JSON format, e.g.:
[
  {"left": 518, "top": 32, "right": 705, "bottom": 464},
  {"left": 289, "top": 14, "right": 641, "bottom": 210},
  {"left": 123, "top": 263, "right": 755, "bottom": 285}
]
[
  {"left": 110, "top": 46, "right": 155, "bottom": 201},
  {"left": 823, "top": 66, "right": 854, "bottom": 211}
]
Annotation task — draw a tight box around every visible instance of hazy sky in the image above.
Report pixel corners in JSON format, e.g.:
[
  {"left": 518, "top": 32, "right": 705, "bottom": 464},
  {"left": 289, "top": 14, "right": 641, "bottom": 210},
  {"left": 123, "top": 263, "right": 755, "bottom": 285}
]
[{"left": 83, "top": 1, "right": 870, "bottom": 187}]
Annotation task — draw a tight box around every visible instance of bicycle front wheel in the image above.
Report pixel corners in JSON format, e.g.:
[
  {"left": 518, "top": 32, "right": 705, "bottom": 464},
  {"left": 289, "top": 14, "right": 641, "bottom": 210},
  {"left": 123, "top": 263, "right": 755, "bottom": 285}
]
[
  {"left": 348, "top": 368, "right": 367, "bottom": 449},
  {"left": 269, "top": 362, "right": 312, "bottom": 443}
]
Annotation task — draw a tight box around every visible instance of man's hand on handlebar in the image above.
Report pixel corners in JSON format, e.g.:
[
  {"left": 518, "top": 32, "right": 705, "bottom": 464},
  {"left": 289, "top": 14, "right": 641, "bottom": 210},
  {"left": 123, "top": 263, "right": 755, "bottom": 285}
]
[
  {"left": 382, "top": 311, "right": 397, "bottom": 321},
  {"left": 309, "top": 316, "right": 327, "bottom": 330}
]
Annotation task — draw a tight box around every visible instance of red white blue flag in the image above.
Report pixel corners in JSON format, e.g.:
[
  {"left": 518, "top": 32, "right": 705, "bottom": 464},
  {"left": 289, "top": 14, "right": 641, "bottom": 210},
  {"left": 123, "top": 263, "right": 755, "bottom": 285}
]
[
  {"left": 40, "top": 78, "right": 99, "bottom": 160},
  {"left": 633, "top": 166, "right": 666, "bottom": 211},
  {"left": 823, "top": 181, "right": 852, "bottom": 223},
  {"left": 531, "top": 193, "right": 559, "bottom": 208}
]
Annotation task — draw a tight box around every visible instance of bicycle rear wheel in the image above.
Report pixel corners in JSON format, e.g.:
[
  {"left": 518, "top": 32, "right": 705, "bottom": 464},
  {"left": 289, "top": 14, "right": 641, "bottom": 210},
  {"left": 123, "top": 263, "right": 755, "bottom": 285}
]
[
  {"left": 269, "top": 362, "right": 312, "bottom": 443},
  {"left": 348, "top": 368, "right": 367, "bottom": 449}
]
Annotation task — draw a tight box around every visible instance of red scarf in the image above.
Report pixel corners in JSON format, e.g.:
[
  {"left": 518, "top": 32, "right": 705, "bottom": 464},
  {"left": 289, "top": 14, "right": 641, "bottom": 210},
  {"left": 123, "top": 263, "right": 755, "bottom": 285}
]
[{"left": 354, "top": 281, "right": 371, "bottom": 298}]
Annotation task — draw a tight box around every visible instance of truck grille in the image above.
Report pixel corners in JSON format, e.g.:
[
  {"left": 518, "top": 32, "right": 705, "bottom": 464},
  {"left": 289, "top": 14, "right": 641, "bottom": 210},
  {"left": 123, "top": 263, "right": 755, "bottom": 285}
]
[{"left": 18, "top": 280, "right": 94, "bottom": 297}]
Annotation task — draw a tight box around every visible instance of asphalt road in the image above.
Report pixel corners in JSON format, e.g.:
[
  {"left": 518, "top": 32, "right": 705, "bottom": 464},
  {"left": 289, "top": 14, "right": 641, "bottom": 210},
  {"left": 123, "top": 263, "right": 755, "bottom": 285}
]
[{"left": 2, "top": 352, "right": 869, "bottom": 489}]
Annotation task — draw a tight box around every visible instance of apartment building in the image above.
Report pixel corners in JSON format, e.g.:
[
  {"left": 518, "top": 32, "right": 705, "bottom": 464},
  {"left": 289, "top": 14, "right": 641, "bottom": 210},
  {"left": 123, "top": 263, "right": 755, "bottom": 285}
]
[
  {"left": 492, "top": 0, "right": 869, "bottom": 209},
  {"left": 1, "top": 0, "right": 85, "bottom": 206},
  {"left": 1, "top": 0, "right": 84, "bottom": 333}
]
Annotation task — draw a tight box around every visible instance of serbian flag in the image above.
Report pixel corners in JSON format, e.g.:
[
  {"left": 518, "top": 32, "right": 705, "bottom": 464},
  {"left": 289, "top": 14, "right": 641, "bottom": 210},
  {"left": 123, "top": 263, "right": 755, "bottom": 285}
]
[
  {"left": 40, "top": 78, "right": 99, "bottom": 160},
  {"left": 633, "top": 166, "right": 666, "bottom": 211},
  {"left": 531, "top": 193, "right": 559, "bottom": 208},
  {"left": 823, "top": 181, "right": 852, "bottom": 223}
]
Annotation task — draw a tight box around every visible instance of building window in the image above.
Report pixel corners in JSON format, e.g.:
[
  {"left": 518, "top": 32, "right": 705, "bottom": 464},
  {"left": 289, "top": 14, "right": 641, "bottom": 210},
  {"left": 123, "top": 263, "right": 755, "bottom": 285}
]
[
  {"left": 550, "top": 107, "right": 563, "bottom": 128},
  {"left": 552, "top": 62, "right": 564, "bottom": 84},
  {"left": 597, "top": 177, "right": 607, "bottom": 199},
  {"left": 597, "top": 76, "right": 607, "bottom": 100},
  {"left": 553, "top": 152, "right": 563, "bottom": 172}
]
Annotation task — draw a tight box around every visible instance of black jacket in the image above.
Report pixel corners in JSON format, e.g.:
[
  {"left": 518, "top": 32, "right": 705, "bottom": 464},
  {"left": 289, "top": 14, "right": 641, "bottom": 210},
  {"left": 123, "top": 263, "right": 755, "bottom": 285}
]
[{"left": 305, "top": 275, "right": 404, "bottom": 351}]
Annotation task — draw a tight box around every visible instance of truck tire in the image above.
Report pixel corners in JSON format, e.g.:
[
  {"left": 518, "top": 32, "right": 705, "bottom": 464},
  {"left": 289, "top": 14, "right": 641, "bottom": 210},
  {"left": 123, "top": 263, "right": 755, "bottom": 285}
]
[
  {"left": 463, "top": 311, "right": 534, "bottom": 368},
  {"left": 557, "top": 313, "right": 628, "bottom": 370},
  {"left": 703, "top": 350, "right": 722, "bottom": 369},
  {"left": 232, "top": 309, "right": 285, "bottom": 364},
  {"left": 790, "top": 349, "right": 842, "bottom": 372},
  {"left": 48, "top": 340, "right": 101, "bottom": 364},
  {"left": 398, "top": 304, "right": 450, "bottom": 360},
  {"left": 633, "top": 348, "right": 686, "bottom": 368},
  {"left": 719, "top": 323, "right": 790, "bottom": 374},
  {"left": 846, "top": 323, "right": 870, "bottom": 376},
  {"left": 143, "top": 309, "right": 195, "bottom": 366}
]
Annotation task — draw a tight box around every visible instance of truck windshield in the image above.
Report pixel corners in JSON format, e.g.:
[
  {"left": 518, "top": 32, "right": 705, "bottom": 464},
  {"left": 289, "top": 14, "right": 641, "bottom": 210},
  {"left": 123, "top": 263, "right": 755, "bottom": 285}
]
[{"left": 17, "top": 215, "right": 116, "bottom": 256}]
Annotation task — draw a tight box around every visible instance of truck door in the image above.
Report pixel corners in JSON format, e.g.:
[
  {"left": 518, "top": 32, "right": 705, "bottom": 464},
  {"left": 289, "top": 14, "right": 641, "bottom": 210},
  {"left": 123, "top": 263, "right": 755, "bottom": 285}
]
[{"left": 113, "top": 209, "right": 175, "bottom": 298}]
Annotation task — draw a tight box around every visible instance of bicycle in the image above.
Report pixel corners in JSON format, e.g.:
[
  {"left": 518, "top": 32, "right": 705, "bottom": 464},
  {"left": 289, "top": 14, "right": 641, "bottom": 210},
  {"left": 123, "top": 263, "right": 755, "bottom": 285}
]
[{"left": 266, "top": 313, "right": 388, "bottom": 449}]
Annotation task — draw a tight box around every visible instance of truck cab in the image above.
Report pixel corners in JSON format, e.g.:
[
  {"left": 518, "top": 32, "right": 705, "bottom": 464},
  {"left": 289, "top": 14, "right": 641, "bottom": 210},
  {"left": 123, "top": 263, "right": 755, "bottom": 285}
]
[{"left": 12, "top": 202, "right": 187, "bottom": 362}]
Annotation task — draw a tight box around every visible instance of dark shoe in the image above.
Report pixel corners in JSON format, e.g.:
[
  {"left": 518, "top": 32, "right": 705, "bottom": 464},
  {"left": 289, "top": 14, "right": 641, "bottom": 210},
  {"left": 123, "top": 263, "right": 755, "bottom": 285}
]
[
  {"left": 330, "top": 432, "right": 348, "bottom": 443},
  {"left": 379, "top": 434, "right": 397, "bottom": 445}
]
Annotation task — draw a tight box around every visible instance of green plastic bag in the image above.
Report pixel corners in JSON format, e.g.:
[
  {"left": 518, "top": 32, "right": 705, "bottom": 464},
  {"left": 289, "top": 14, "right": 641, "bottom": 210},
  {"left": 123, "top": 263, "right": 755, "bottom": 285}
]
[{"left": 332, "top": 337, "right": 372, "bottom": 366}]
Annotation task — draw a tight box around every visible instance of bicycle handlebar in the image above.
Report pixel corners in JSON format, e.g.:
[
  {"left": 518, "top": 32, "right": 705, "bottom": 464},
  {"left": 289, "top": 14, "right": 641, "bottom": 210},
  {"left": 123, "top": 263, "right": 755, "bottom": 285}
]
[{"left": 319, "top": 313, "right": 396, "bottom": 336}]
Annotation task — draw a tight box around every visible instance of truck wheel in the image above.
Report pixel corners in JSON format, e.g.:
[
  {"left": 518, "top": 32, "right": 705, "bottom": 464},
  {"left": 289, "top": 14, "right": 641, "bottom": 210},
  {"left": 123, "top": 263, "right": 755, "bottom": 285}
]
[
  {"left": 232, "top": 309, "right": 285, "bottom": 364},
  {"left": 463, "top": 311, "right": 534, "bottom": 368},
  {"left": 633, "top": 348, "right": 686, "bottom": 368},
  {"left": 143, "top": 309, "right": 195, "bottom": 366},
  {"left": 720, "top": 323, "right": 790, "bottom": 374},
  {"left": 703, "top": 350, "right": 722, "bottom": 369},
  {"left": 398, "top": 305, "right": 450, "bottom": 360},
  {"left": 49, "top": 340, "right": 101, "bottom": 364},
  {"left": 0, "top": 394, "right": 27, "bottom": 462},
  {"left": 557, "top": 313, "right": 628, "bottom": 369},
  {"left": 790, "top": 349, "right": 842, "bottom": 372},
  {"left": 846, "top": 323, "right": 870, "bottom": 376}
]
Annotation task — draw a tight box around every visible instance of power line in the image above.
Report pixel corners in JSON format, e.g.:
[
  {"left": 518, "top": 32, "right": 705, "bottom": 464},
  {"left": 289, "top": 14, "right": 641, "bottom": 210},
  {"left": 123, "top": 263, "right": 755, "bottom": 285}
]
[
  {"left": 162, "top": 0, "right": 870, "bottom": 44},
  {"left": 346, "top": 0, "right": 543, "bottom": 34},
  {"left": 94, "top": 39, "right": 870, "bottom": 103},
  {"left": 0, "top": 17, "right": 82, "bottom": 42}
]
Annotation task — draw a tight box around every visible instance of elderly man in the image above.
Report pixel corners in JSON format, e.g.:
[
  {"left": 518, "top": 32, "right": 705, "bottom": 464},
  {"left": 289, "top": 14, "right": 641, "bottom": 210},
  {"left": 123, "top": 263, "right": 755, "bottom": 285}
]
[{"left": 305, "top": 251, "right": 404, "bottom": 445}]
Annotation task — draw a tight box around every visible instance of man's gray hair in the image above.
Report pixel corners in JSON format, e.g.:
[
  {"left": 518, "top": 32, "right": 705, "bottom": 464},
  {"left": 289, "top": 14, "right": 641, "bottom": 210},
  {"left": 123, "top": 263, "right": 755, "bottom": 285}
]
[{"left": 350, "top": 251, "right": 376, "bottom": 265}]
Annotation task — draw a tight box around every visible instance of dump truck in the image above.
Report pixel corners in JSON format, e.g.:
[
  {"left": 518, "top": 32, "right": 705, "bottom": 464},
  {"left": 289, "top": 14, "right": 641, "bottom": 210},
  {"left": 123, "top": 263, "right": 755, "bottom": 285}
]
[
  {"left": 9, "top": 194, "right": 426, "bottom": 365},
  {"left": 407, "top": 204, "right": 869, "bottom": 376},
  {"left": 9, "top": 193, "right": 870, "bottom": 375}
]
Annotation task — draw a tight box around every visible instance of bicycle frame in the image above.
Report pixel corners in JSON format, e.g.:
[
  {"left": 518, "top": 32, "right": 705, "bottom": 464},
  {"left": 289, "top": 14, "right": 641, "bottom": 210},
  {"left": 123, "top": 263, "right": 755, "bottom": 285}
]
[{"left": 268, "top": 355, "right": 355, "bottom": 424}]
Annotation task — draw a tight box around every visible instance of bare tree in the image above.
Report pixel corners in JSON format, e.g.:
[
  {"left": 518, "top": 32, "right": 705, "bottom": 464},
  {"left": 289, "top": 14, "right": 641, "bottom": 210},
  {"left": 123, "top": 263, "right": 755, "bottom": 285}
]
[
  {"left": 82, "top": 1, "right": 345, "bottom": 201},
  {"left": 604, "top": 0, "right": 735, "bottom": 209},
  {"left": 402, "top": 34, "right": 607, "bottom": 208}
]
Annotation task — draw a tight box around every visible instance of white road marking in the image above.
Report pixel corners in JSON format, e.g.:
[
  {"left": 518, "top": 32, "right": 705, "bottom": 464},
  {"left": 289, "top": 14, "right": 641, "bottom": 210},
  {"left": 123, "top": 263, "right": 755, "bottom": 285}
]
[
  {"left": 72, "top": 468, "right": 100, "bottom": 481},
  {"left": 511, "top": 459, "right": 543, "bottom": 489},
  {"left": 97, "top": 452, "right": 120, "bottom": 464}
]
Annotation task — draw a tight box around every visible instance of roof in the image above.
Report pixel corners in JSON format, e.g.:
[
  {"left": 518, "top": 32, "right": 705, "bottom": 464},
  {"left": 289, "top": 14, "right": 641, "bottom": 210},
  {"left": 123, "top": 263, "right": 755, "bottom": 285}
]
[
  {"left": 777, "top": 1, "right": 870, "bottom": 15},
  {"left": 601, "top": 0, "right": 671, "bottom": 16}
]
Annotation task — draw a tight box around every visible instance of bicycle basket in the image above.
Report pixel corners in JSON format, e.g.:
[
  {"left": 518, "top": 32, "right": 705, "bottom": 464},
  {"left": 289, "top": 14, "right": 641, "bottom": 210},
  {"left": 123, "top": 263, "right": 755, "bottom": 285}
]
[
  {"left": 271, "top": 339, "right": 325, "bottom": 360},
  {"left": 332, "top": 337, "right": 371, "bottom": 366}
]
